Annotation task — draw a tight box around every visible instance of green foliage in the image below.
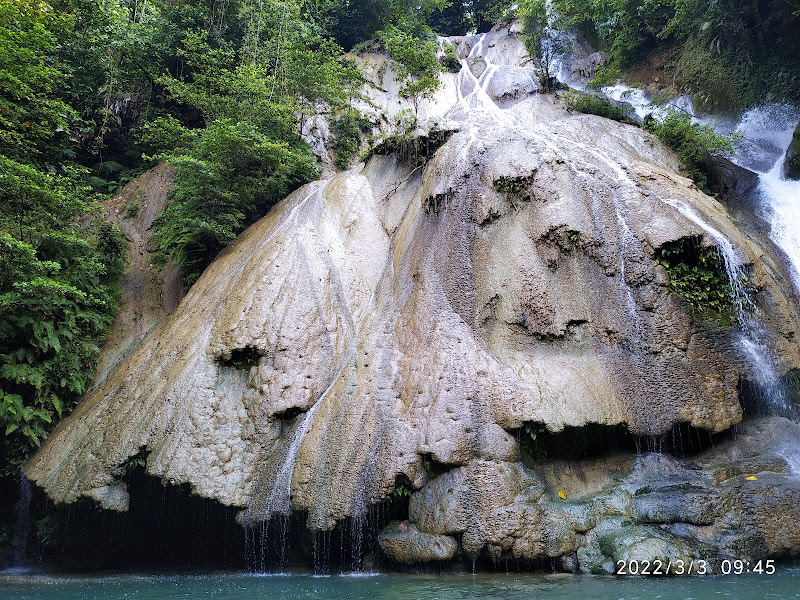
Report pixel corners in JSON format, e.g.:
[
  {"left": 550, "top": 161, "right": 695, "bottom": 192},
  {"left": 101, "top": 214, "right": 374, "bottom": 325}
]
[
  {"left": 645, "top": 110, "right": 735, "bottom": 192},
  {"left": 393, "top": 483, "right": 412, "bottom": 497},
  {"left": 35, "top": 514, "right": 58, "bottom": 546},
  {"left": 150, "top": 119, "right": 317, "bottom": 286},
  {"left": 0, "top": 222, "right": 126, "bottom": 470},
  {"left": 494, "top": 174, "right": 535, "bottom": 198},
  {"left": 142, "top": 16, "right": 370, "bottom": 286},
  {"left": 428, "top": 0, "right": 516, "bottom": 35},
  {"left": 551, "top": 0, "right": 800, "bottom": 109},
  {"left": 379, "top": 25, "right": 443, "bottom": 114},
  {"left": 586, "top": 65, "right": 620, "bottom": 90},
  {"left": 327, "top": 0, "right": 449, "bottom": 50},
  {"left": 371, "top": 113, "right": 454, "bottom": 167},
  {"left": 0, "top": 0, "right": 77, "bottom": 162},
  {"left": 0, "top": 0, "right": 133, "bottom": 475},
  {"left": 124, "top": 202, "right": 140, "bottom": 219},
  {"left": 518, "top": 0, "right": 571, "bottom": 92},
  {"left": 135, "top": 115, "right": 198, "bottom": 158},
  {"left": 439, "top": 41, "right": 461, "bottom": 73},
  {"left": 333, "top": 110, "right": 371, "bottom": 170},
  {"left": 563, "top": 90, "right": 631, "bottom": 122},
  {"left": 654, "top": 238, "right": 735, "bottom": 322}
]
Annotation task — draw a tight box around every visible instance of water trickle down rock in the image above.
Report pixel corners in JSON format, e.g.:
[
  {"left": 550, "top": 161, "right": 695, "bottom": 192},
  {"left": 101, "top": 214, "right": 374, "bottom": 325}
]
[{"left": 25, "top": 28, "right": 800, "bottom": 567}]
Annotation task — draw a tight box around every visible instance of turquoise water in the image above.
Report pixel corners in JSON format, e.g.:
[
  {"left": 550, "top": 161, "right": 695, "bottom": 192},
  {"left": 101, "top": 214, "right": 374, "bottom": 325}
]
[{"left": 2, "top": 570, "right": 800, "bottom": 600}]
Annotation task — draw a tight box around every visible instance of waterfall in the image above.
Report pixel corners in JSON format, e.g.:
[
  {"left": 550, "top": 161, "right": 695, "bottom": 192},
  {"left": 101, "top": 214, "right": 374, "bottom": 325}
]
[
  {"left": 256, "top": 399, "right": 322, "bottom": 523},
  {"left": 728, "top": 104, "right": 800, "bottom": 296},
  {"left": 9, "top": 475, "right": 32, "bottom": 572},
  {"left": 661, "top": 198, "right": 790, "bottom": 414},
  {"left": 553, "top": 56, "right": 799, "bottom": 414}
]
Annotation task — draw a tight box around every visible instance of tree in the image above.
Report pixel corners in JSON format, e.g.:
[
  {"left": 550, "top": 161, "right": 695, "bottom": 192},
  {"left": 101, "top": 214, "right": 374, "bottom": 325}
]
[
  {"left": 379, "top": 25, "right": 443, "bottom": 114},
  {"left": 149, "top": 120, "right": 316, "bottom": 285},
  {"left": 519, "top": 0, "right": 571, "bottom": 92},
  {"left": 427, "top": 0, "right": 514, "bottom": 35},
  {"left": 551, "top": 0, "right": 800, "bottom": 108},
  {"left": 0, "top": 165, "right": 126, "bottom": 468},
  {"left": 0, "top": 0, "right": 76, "bottom": 162},
  {"left": 327, "top": 0, "right": 448, "bottom": 49}
]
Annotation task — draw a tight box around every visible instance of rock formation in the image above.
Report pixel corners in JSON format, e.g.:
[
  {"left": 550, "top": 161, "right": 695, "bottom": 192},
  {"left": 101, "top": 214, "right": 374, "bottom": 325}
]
[
  {"left": 784, "top": 122, "right": 800, "bottom": 180},
  {"left": 91, "top": 163, "right": 183, "bottom": 389},
  {"left": 25, "top": 28, "right": 800, "bottom": 571}
]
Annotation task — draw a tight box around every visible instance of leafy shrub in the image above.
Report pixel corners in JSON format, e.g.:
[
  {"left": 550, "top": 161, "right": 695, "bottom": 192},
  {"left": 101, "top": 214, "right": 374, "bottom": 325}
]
[
  {"left": 551, "top": 0, "right": 800, "bottom": 109},
  {"left": 333, "top": 110, "right": 371, "bottom": 170},
  {"left": 645, "top": 110, "right": 735, "bottom": 192},
  {"left": 654, "top": 237, "right": 736, "bottom": 322},
  {"left": 563, "top": 90, "right": 631, "bottom": 122},
  {"left": 370, "top": 112, "right": 454, "bottom": 167},
  {"left": 0, "top": 222, "right": 126, "bottom": 471},
  {"left": 378, "top": 25, "right": 443, "bottom": 113},
  {"left": 151, "top": 120, "right": 317, "bottom": 286},
  {"left": 586, "top": 65, "right": 621, "bottom": 90},
  {"left": 439, "top": 42, "right": 461, "bottom": 73}
]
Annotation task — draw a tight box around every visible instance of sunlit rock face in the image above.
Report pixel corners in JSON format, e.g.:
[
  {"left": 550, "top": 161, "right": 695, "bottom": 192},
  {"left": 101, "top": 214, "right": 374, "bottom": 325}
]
[{"left": 26, "top": 28, "right": 800, "bottom": 565}]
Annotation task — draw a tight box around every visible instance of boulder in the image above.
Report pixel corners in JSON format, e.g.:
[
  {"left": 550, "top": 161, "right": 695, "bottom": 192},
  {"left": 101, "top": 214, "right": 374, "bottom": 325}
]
[
  {"left": 784, "top": 122, "right": 800, "bottom": 180},
  {"left": 705, "top": 155, "right": 760, "bottom": 214},
  {"left": 377, "top": 521, "right": 458, "bottom": 564},
  {"left": 485, "top": 66, "right": 540, "bottom": 103}
]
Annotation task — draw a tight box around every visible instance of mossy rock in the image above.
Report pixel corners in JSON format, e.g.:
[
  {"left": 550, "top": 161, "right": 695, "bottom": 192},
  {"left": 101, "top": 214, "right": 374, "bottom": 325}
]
[
  {"left": 654, "top": 236, "right": 737, "bottom": 324},
  {"left": 783, "top": 122, "right": 800, "bottom": 181}
]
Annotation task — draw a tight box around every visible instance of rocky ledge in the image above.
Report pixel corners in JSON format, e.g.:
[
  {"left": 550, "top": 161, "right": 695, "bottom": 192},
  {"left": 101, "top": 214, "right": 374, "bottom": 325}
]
[{"left": 379, "top": 417, "right": 800, "bottom": 570}]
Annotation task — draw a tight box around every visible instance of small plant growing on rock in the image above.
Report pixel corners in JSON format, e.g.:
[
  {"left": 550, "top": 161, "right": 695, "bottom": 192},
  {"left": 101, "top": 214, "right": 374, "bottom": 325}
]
[
  {"left": 494, "top": 174, "right": 535, "bottom": 199},
  {"left": 369, "top": 113, "right": 455, "bottom": 168},
  {"left": 393, "top": 483, "right": 412, "bottom": 498},
  {"left": 439, "top": 42, "right": 461, "bottom": 73},
  {"left": 645, "top": 110, "right": 736, "bottom": 193},
  {"left": 563, "top": 90, "right": 632, "bottom": 123},
  {"left": 654, "top": 237, "right": 737, "bottom": 323},
  {"left": 333, "top": 110, "right": 371, "bottom": 170},
  {"left": 124, "top": 202, "right": 139, "bottom": 219}
]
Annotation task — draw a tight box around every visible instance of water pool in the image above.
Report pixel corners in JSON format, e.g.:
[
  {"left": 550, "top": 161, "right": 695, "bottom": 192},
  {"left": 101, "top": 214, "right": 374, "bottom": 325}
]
[{"left": 2, "top": 569, "right": 800, "bottom": 600}]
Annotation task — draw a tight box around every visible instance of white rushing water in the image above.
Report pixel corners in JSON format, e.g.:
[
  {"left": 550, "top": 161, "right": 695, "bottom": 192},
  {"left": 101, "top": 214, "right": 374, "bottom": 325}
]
[
  {"left": 660, "top": 198, "right": 789, "bottom": 412},
  {"left": 602, "top": 83, "right": 695, "bottom": 121},
  {"left": 561, "top": 57, "right": 800, "bottom": 302},
  {"left": 729, "top": 104, "right": 800, "bottom": 295},
  {"left": 597, "top": 87, "right": 800, "bottom": 297},
  {"left": 555, "top": 44, "right": 800, "bottom": 301}
]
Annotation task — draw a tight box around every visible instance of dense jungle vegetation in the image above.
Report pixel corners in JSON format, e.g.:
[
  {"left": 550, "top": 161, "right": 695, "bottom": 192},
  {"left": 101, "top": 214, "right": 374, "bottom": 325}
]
[
  {"left": 1, "top": 0, "right": 799, "bottom": 515},
  {"left": 549, "top": 0, "right": 800, "bottom": 110}
]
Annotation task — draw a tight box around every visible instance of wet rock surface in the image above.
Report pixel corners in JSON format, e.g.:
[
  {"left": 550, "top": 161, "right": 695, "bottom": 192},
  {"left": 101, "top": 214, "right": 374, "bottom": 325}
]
[
  {"left": 784, "top": 122, "right": 800, "bottom": 180},
  {"left": 25, "top": 28, "right": 800, "bottom": 569},
  {"left": 377, "top": 521, "right": 458, "bottom": 564},
  {"left": 91, "top": 163, "right": 183, "bottom": 389},
  {"left": 381, "top": 417, "right": 800, "bottom": 569}
]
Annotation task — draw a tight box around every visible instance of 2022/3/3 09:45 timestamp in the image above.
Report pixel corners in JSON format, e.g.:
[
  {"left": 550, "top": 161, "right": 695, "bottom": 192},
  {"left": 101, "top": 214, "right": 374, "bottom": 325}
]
[{"left": 615, "top": 559, "right": 777, "bottom": 575}]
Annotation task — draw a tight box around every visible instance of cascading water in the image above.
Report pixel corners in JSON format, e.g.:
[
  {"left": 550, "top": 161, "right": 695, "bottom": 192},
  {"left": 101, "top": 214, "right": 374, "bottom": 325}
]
[
  {"left": 661, "top": 198, "right": 791, "bottom": 415},
  {"left": 6, "top": 475, "right": 32, "bottom": 573},
  {"left": 554, "top": 39, "right": 799, "bottom": 415},
  {"left": 728, "top": 104, "right": 800, "bottom": 295},
  {"left": 243, "top": 402, "right": 321, "bottom": 572}
]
